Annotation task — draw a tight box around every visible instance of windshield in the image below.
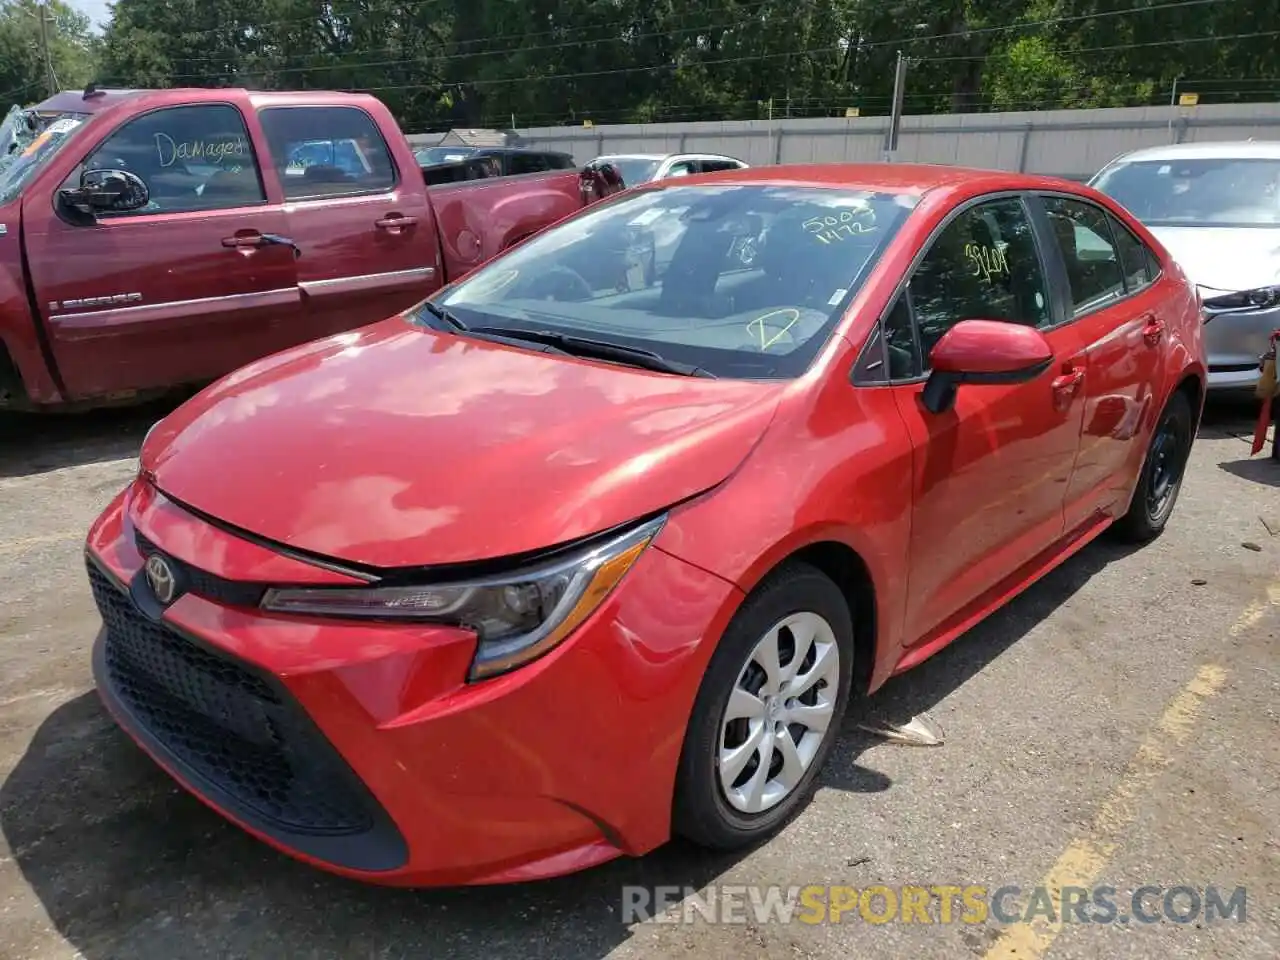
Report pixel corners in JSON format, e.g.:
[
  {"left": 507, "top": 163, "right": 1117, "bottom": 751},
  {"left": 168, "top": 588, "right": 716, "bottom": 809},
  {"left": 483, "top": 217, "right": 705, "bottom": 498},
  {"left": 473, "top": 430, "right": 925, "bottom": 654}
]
[
  {"left": 416, "top": 146, "right": 477, "bottom": 165},
  {"left": 606, "top": 157, "right": 661, "bottom": 185},
  {"left": 0, "top": 108, "right": 89, "bottom": 204},
  {"left": 1092, "top": 156, "right": 1280, "bottom": 227},
  {"left": 417, "top": 183, "right": 919, "bottom": 380}
]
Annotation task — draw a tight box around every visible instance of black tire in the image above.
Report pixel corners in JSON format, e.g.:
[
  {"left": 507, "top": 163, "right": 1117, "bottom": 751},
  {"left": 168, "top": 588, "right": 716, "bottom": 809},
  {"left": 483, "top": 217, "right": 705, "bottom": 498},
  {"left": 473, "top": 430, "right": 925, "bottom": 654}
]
[
  {"left": 672, "top": 562, "right": 855, "bottom": 850},
  {"left": 1112, "top": 389, "right": 1194, "bottom": 543}
]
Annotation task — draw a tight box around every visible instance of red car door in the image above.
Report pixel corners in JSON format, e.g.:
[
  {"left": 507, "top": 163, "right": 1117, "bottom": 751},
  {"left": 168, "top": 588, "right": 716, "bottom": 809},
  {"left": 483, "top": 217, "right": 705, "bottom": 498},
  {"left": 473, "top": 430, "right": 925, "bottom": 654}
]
[
  {"left": 255, "top": 102, "right": 440, "bottom": 341},
  {"left": 877, "top": 195, "right": 1089, "bottom": 646},
  {"left": 1034, "top": 194, "right": 1169, "bottom": 530},
  {"left": 22, "top": 98, "right": 303, "bottom": 401}
]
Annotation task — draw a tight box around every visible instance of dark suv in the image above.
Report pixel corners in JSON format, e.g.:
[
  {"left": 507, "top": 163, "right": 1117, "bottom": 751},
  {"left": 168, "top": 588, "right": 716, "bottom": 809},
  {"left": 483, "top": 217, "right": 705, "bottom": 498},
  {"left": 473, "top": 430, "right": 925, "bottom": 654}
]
[{"left": 415, "top": 146, "right": 577, "bottom": 176}]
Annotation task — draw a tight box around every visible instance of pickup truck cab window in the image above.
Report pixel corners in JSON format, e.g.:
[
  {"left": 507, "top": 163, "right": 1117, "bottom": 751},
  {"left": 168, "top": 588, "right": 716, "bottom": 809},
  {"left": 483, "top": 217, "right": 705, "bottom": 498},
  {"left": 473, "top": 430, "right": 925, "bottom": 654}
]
[
  {"left": 65, "top": 104, "right": 265, "bottom": 216},
  {"left": 258, "top": 106, "right": 397, "bottom": 200}
]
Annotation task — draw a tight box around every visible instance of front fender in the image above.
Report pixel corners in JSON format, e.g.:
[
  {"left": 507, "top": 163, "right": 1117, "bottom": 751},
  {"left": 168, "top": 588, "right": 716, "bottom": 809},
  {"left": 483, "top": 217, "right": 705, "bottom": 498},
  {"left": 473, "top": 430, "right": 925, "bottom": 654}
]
[{"left": 0, "top": 225, "right": 61, "bottom": 406}]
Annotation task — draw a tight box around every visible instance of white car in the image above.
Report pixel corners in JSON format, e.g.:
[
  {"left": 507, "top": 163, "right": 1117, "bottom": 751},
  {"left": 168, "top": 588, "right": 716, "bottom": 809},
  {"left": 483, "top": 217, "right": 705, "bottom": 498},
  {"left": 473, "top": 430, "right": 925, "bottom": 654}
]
[
  {"left": 588, "top": 153, "right": 749, "bottom": 187},
  {"left": 1090, "top": 141, "right": 1280, "bottom": 392}
]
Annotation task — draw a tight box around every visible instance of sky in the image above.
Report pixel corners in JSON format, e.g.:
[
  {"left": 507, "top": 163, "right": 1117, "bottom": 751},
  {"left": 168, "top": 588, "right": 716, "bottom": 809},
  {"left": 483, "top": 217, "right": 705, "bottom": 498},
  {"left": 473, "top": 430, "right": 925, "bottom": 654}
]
[{"left": 68, "top": 0, "right": 111, "bottom": 33}]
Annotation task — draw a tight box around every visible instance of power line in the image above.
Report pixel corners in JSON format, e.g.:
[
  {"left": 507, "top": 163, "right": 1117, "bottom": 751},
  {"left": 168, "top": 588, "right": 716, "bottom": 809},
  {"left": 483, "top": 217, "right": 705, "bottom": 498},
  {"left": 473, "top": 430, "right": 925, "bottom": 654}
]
[
  {"left": 110, "top": 0, "right": 1231, "bottom": 81},
  {"left": 114, "top": 0, "right": 781, "bottom": 48},
  {"left": 0, "top": 80, "right": 43, "bottom": 103},
  {"left": 345, "top": 25, "right": 1280, "bottom": 95}
]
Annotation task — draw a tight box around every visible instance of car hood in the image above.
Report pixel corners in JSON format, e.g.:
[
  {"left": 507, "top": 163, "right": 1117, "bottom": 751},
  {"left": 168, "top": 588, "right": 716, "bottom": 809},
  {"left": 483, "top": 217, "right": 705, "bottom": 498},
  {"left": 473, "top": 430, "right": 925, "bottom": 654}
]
[
  {"left": 141, "top": 319, "right": 784, "bottom": 569},
  {"left": 1147, "top": 225, "right": 1280, "bottom": 293}
]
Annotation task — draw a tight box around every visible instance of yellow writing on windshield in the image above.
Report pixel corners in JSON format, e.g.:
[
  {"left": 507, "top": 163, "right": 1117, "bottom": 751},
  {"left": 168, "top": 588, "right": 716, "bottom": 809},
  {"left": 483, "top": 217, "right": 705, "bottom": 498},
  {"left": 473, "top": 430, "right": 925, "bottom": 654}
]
[
  {"left": 748, "top": 308, "right": 800, "bottom": 350},
  {"left": 965, "top": 242, "right": 1009, "bottom": 281},
  {"left": 155, "top": 133, "right": 249, "bottom": 168}
]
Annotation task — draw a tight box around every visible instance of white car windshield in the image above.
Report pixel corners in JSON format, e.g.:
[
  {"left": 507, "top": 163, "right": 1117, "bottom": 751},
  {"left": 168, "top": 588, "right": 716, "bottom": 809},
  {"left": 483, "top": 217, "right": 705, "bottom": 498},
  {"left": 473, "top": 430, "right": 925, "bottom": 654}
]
[
  {"left": 0, "top": 108, "right": 90, "bottom": 204},
  {"left": 607, "top": 157, "right": 662, "bottom": 185},
  {"left": 420, "top": 183, "right": 919, "bottom": 380},
  {"left": 1093, "top": 156, "right": 1280, "bottom": 227}
]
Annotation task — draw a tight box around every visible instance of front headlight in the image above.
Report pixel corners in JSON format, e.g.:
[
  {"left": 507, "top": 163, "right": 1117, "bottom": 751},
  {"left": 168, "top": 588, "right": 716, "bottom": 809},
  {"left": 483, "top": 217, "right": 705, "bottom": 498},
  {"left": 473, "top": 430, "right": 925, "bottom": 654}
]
[
  {"left": 261, "top": 514, "right": 666, "bottom": 680},
  {"left": 1201, "top": 285, "right": 1280, "bottom": 312}
]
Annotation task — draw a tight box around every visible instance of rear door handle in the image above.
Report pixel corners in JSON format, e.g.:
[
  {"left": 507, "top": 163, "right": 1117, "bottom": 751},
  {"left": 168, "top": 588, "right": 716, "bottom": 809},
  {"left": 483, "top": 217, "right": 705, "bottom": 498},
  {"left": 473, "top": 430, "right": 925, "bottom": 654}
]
[
  {"left": 376, "top": 214, "right": 419, "bottom": 231},
  {"left": 1141, "top": 313, "right": 1165, "bottom": 346}
]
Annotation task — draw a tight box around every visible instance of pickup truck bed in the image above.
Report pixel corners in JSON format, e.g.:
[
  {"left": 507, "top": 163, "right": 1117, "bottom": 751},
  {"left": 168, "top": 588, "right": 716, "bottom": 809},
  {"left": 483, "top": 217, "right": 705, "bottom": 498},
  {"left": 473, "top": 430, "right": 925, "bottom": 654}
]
[{"left": 0, "top": 86, "right": 617, "bottom": 411}]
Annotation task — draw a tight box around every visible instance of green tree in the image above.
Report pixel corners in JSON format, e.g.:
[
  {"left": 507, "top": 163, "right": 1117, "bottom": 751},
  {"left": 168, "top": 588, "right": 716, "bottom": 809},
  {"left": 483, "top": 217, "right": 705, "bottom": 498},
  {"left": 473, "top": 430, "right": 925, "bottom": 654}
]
[{"left": 0, "top": 0, "right": 98, "bottom": 106}]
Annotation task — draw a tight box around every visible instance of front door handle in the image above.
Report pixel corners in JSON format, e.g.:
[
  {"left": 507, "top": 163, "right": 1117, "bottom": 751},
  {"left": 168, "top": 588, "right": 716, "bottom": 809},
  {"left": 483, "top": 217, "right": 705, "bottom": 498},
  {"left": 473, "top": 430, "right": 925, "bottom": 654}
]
[
  {"left": 375, "top": 214, "right": 419, "bottom": 231},
  {"left": 1051, "top": 366, "right": 1085, "bottom": 410},
  {"left": 221, "top": 232, "right": 301, "bottom": 258},
  {"left": 1142, "top": 313, "right": 1166, "bottom": 347}
]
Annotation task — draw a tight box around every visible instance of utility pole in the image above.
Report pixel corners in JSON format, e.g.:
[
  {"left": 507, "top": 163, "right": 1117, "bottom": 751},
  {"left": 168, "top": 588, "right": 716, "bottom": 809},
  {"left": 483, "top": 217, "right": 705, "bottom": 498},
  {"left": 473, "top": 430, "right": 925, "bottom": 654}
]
[
  {"left": 36, "top": 0, "right": 58, "bottom": 99},
  {"left": 882, "top": 49, "right": 908, "bottom": 162}
]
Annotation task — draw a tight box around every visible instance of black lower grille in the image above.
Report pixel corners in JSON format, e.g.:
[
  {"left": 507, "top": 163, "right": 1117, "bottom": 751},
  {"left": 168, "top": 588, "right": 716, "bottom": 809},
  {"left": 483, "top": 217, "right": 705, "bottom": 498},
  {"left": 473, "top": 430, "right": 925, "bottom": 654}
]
[{"left": 88, "top": 558, "right": 408, "bottom": 870}]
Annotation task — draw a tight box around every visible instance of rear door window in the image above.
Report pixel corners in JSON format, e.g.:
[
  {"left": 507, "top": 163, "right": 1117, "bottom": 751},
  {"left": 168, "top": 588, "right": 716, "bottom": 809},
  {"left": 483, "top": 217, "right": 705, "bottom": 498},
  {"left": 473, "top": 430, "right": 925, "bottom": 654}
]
[
  {"left": 1107, "top": 212, "right": 1159, "bottom": 292},
  {"left": 258, "top": 106, "right": 398, "bottom": 200},
  {"left": 1042, "top": 196, "right": 1127, "bottom": 314}
]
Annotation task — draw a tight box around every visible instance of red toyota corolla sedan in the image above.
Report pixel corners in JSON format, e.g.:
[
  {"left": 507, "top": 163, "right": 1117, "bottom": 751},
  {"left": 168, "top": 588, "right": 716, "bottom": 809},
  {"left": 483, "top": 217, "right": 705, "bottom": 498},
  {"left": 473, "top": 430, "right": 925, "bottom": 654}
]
[{"left": 84, "top": 164, "right": 1206, "bottom": 887}]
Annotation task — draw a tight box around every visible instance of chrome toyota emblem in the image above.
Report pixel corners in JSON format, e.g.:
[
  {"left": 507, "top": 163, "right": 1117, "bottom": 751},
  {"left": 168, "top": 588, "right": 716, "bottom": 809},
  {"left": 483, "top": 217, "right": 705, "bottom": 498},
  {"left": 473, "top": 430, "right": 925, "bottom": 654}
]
[{"left": 144, "top": 554, "right": 177, "bottom": 605}]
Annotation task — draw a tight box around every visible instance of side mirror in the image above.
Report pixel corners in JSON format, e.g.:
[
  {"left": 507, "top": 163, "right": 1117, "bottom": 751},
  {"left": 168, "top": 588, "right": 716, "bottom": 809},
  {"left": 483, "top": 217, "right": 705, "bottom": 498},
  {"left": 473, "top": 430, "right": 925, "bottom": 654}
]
[
  {"left": 59, "top": 168, "right": 150, "bottom": 218},
  {"left": 921, "top": 319, "right": 1054, "bottom": 414}
]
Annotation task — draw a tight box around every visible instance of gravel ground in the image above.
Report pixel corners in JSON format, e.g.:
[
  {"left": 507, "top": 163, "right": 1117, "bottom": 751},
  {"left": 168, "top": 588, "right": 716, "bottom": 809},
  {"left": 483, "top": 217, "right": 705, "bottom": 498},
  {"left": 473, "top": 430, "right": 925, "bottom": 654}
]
[{"left": 0, "top": 397, "right": 1277, "bottom": 960}]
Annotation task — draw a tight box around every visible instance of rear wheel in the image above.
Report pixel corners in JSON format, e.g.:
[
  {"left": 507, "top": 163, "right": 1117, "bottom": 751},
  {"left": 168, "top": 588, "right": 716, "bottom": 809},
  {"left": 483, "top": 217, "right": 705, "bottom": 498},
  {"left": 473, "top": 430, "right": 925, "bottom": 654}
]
[
  {"left": 673, "top": 563, "right": 854, "bottom": 850},
  {"left": 1113, "top": 390, "right": 1194, "bottom": 543}
]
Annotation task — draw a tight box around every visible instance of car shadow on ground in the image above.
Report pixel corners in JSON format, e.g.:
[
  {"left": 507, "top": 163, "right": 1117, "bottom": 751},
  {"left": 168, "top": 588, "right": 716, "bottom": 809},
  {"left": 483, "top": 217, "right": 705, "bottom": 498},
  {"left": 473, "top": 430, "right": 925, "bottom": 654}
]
[
  {"left": 1217, "top": 455, "right": 1280, "bottom": 488},
  {"left": 0, "top": 396, "right": 186, "bottom": 480},
  {"left": 0, "top": 535, "right": 1133, "bottom": 960}
]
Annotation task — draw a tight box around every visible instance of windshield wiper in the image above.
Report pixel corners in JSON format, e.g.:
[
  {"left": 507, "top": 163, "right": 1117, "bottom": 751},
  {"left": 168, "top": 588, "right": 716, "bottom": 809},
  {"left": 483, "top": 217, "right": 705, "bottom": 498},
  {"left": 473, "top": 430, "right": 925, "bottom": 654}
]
[
  {"left": 417, "top": 300, "right": 469, "bottom": 332},
  {"left": 466, "top": 326, "right": 716, "bottom": 378}
]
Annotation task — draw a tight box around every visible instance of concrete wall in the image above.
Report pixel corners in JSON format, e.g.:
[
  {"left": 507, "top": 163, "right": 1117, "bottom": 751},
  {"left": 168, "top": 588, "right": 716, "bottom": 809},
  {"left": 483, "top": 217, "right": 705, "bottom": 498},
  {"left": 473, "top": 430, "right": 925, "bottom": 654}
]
[{"left": 483, "top": 102, "right": 1280, "bottom": 180}]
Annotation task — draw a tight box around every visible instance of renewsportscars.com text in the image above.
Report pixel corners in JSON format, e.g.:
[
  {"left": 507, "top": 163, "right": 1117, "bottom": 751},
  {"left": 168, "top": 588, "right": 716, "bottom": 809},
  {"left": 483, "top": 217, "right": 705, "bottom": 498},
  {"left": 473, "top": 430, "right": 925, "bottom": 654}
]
[{"left": 621, "top": 884, "right": 1247, "bottom": 926}]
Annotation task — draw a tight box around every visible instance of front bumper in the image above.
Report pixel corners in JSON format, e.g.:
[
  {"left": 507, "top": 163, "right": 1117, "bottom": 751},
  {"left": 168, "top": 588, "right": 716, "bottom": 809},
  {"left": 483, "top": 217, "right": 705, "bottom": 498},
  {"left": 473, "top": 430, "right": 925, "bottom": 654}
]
[
  {"left": 1203, "top": 302, "right": 1280, "bottom": 391},
  {"left": 86, "top": 480, "right": 742, "bottom": 886}
]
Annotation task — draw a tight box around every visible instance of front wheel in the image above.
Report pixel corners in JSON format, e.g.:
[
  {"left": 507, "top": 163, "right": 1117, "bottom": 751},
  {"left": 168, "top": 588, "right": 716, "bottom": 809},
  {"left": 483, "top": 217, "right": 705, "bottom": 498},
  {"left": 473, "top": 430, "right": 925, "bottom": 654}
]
[
  {"left": 1113, "top": 389, "right": 1194, "bottom": 543},
  {"left": 673, "top": 563, "right": 855, "bottom": 850}
]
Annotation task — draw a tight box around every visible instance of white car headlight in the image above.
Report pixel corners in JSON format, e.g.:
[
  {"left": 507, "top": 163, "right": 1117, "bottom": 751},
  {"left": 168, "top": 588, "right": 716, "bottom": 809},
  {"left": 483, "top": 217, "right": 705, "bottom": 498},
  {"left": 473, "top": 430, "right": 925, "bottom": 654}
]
[
  {"left": 1201, "top": 284, "right": 1280, "bottom": 312},
  {"left": 261, "top": 515, "right": 666, "bottom": 680}
]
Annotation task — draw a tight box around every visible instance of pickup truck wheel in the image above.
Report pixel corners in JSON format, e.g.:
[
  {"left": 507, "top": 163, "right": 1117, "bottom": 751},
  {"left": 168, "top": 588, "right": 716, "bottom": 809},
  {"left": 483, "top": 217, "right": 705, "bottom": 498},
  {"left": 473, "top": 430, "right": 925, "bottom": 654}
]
[
  {"left": 1113, "top": 389, "right": 1193, "bottom": 543},
  {"left": 673, "top": 562, "right": 853, "bottom": 850}
]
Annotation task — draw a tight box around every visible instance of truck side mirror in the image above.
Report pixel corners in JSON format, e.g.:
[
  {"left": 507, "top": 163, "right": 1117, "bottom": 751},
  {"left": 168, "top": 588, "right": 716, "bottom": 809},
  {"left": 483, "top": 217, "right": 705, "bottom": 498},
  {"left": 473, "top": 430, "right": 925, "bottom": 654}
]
[{"left": 59, "top": 168, "right": 150, "bottom": 219}]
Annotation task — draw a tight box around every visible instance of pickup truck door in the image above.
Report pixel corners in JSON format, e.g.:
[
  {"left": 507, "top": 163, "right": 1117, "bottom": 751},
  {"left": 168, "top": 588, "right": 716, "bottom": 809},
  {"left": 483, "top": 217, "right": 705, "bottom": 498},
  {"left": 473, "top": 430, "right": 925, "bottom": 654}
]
[
  {"left": 256, "top": 104, "right": 441, "bottom": 339},
  {"left": 21, "top": 99, "right": 303, "bottom": 401}
]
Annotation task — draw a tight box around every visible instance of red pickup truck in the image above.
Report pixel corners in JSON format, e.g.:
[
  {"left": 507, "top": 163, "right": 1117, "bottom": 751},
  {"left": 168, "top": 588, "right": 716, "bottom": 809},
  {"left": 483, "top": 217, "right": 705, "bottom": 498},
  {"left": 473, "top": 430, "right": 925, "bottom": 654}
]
[{"left": 0, "top": 86, "right": 617, "bottom": 411}]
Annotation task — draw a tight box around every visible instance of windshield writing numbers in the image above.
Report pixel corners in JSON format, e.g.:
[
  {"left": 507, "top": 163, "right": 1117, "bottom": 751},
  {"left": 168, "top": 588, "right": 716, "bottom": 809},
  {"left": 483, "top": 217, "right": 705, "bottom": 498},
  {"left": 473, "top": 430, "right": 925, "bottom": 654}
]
[
  {"left": 155, "top": 133, "right": 248, "bottom": 168},
  {"left": 965, "top": 242, "right": 1010, "bottom": 281},
  {"left": 802, "top": 209, "right": 876, "bottom": 244}
]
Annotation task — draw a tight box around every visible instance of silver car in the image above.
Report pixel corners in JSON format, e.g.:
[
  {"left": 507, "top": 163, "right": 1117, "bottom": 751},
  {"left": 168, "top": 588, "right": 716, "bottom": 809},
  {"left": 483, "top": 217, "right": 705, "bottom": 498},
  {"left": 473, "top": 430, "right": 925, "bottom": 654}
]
[
  {"left": 1090, "top": 141, "right": 1280, "bottom": 392},
  {"left": 587, "top": 153, "right": 749, "bottom": 186}
]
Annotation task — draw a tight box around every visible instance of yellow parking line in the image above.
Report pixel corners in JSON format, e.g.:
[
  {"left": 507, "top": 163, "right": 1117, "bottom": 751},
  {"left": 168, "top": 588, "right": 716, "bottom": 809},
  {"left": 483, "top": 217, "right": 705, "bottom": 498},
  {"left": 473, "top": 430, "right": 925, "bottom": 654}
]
[
  {"left": 982, "top": 577, "right": 1279, "bottom": 960},
  {"left": 0, "top": 531, "right": 84, "bottom": 557}
]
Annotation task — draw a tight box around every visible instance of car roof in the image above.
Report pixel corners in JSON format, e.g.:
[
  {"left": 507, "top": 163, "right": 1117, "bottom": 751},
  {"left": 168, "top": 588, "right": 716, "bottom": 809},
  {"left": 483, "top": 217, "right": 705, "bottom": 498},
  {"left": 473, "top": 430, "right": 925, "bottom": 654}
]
[
  {"left": 1105, "top": 140, "right": 1280, "bottom": 163},
  {"left": 636, "top": 162, "right": 1086, "bottom": 197}
]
